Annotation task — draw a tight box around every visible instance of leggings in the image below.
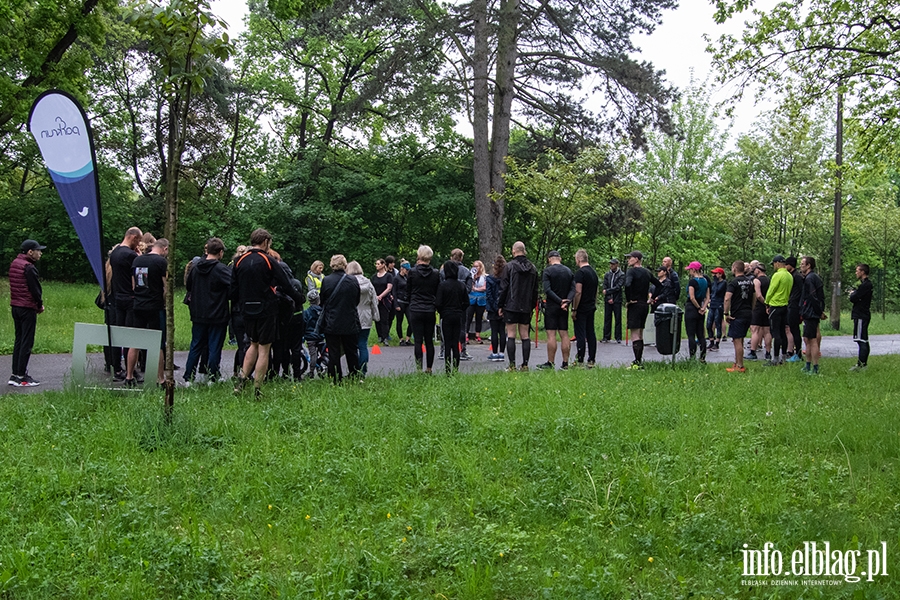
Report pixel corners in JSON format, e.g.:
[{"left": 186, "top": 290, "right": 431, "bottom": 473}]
[
  {"left": 440, "top": 314, "right": 462, "bottom": 373},
  {"left": 375, "top": 300, "right": 391, "bottom": 341},
  {"left": 465, "top": 303, "right": 486, "bottom": 340},
  {"left": 408, "top": 311, "right": 436, "bottom": 369},
  {"left": 395, "top": 305, "right": 411, "bottom": 339},
  {"left": 684, "top": 309, "right": 706, "bottom": 357},
  {"left": 488, "top": 315, "right": 507, "bottom": 354},
  {"left": 706, "top": 305, "right": 723, "bottom": 340},
  {"left": 769, "top": 305, "right": 788, "bottom": 358}
]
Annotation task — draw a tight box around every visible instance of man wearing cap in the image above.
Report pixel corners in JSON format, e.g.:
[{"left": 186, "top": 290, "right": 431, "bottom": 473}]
[
  {"left": 748, "top": 262, "right": 771, "bottom": 360},
  {"left": 8, "top": 240, "right": 46, "bottom": 387},
  {"left": 538, "top": 251, "right": 575, "bottom": 369},
  {"left": 624, "top": 250, "right": 653, "bottom": 369},
  {"left": 706, "top": 267, "right": 727, "bottom": 351},
  {"left": 784, "top": 256, "right": 804, "bottom": 361},
  {"left": 571, "top": 249, "right": 599, "bottom": 367},
  {"left": 764, "top": 255, "right": 793, "bottom": 366},
  {"left": 601, "top": 258, "right": 624, "bottom": 343}
]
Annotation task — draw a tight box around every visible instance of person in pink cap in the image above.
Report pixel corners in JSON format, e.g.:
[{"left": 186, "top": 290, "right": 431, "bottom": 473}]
[{"left": 683, "top": 261, "right": 710, "bottom": 362}]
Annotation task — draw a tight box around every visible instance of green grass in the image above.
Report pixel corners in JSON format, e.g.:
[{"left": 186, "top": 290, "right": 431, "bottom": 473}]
[{"left": 1, "top": 358, "right": 898, "bottom": 598}]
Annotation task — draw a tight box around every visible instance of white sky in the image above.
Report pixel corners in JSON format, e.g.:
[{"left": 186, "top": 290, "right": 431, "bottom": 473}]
[{"left": 211, "top": 0, "right": 773, "bottom": 140}]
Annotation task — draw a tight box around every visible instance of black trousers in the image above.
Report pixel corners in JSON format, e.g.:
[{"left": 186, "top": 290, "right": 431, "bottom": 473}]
[
  {"left": 375, "top": 300, "right": 392, "bottom": 341},
  {"left": 408, "top": 311, "right": 436, "bottom": 369},
  {"left": 395, "top": 305, "right": 411, "bottom": 339},
  {"left": 769, "top": 305, "right": 788, "bottom": 358},
  {"left": 488, "top": 315, "right": 507, "bottom": 354},
  {"left": 325, "top": 332, "right": 360, "bottom": 383},
  {"left": 441, "top": 313, "right": 462, "bottom": 372},
  {"left": 787, "top": 307, "right": 802, "bottom": 353},
  {"left": 11, "top": 306, "right": 37, "bottom": 376},
  {"left": 573, "top": 309, "right": 596, "bottom": 362},
  {"left": 603, "top": 300, "right": 622, "bottom": 341},
  {"left": 684, "top": 309, "right": 706, "bottom": 357}
]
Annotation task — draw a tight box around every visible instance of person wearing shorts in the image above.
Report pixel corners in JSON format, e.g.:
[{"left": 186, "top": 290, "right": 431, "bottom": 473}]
[
  {"left": 799, "top": 256, "right": 825, "bottom": 374},
  {"left": 724, "top": 260, "right": 755, "bottom": 372},
  {"left": 231, "top": 228, "right": 303, "bottom": 396},
  {"left": 498, "top": 241, "right": 539, "bottom": 371},
  {"left": 623, "top": 251, "right": 653, "bottom": 369},
  {"left": 538, "top": 250, "right": 574, "bottom": 370},
  {"left": 127, "top": 239, "right": 169, "bottom": 386}
]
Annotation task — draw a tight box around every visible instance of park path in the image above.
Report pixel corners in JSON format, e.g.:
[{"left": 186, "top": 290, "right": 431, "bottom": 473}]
[{"left": 2, "top": 334, "right": 899, "bottom": 395}]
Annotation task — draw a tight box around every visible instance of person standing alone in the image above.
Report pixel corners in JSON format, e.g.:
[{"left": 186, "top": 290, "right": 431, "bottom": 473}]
[
  {"left": 8, "top": 239, "right": 46, "bottom": 387},
  {"left": 849, "top": 263, "right": 873, "bottom": 371}
]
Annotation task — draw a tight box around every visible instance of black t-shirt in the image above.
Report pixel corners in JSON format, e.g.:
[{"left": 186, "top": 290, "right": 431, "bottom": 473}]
[
  {"left": 132, "top": 253, "right": 168, "bottom": 311},
  {"left": 850, "top": 278, "right": 873, "bottom": 320},
  {"left": 727, "top": 275, "right": 754, "bottom": 319},
  {"left": 110, "top": 245, "right": 138, "bottom": 300},
  {"left": 624, "top": 265, "right": 652, "bottom": 303},
  {"left": 574, "top": 265, "right": 599, "bottom": 310},
  {"left": 542, "top": 263, "right": 575, "bottom": 308},
  {"left": 371, "top": 272, "right": 392, "bottom": 298},
  {"left": 788, "top": 270, "right": 803, "bottom": 309}
]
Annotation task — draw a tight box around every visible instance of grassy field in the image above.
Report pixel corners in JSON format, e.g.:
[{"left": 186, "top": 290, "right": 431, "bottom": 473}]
[
  {"left": 0, "top": 357, "right": 898, "bottom": 598},
  {"left": 1, "top": 280, "right": 898, "bottom": 355}
]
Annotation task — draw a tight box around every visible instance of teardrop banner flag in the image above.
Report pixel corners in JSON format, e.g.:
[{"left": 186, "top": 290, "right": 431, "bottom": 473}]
[{"left": 27, "top": 90, "right": 105, "bottom": 289}]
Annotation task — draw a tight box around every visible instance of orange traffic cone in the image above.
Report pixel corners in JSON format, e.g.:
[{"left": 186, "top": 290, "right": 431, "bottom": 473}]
[{"left": 371, "top": 344, "right": 382, "bottom": 355}]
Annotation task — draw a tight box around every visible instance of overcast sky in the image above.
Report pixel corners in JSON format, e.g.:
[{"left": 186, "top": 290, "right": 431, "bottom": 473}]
[{"left": 211, "top": 0, "right": 772, "bottom": 139}]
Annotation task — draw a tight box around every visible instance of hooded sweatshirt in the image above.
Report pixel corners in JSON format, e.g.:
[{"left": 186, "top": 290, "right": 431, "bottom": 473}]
[
  {"left": 435, "top": 261, "right": 469, "bottom": 319},
  {"left": 407, "top": 262, "right": 440, "bottom": 313},
  {"left": 186, "top": 258, "right": 232, "bottom": 324}
]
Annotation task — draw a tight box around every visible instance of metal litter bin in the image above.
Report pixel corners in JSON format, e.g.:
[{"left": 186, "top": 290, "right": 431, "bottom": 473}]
[{"left": 654, "top": 303, "right": 683, "bottom": 356}]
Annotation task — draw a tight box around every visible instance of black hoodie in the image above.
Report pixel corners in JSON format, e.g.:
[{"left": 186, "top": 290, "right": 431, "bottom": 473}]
[
  {"left": 407, "top": 262, "right": 440, "bottom": 313},
  {"left": 435, "top": 261, "right": 469, "bottom": 318},
  {"left": 187, "top": 258, "right": 232, "bottom": 324}
]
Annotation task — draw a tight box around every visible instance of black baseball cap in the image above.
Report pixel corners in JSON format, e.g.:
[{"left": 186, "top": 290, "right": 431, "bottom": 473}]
[
  {"left": 785, "top": 256, "right": 797, "bottom": 267},
  {"left": 609, "top": 258, "right": 619, "bottom": 264},
  {"left": 625, "top": 250, "right": 643, "bottom": 260},
  {"left": 771, "top": 254, "right": 786, "bottom": 264},
  {"left": 21, "top": 239, "right": 46, "bottom": 252},
  {"left": 547, "top": 250, "right": 561, "bottom": 258}
]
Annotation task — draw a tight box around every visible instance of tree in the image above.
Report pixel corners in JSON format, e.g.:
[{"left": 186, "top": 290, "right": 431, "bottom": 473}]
[
  {"left": 129, "top": 0, "right": 231, "bottom": 415},
  {"left": 420, "top": 0, "right": 678, "bottom": 263},
  {"left": 501, "top": 147, "right": 626, "bottom": 261}
]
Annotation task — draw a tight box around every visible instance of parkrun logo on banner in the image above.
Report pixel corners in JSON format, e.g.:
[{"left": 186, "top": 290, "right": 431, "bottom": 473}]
[
  {"left": 40, "top": 116, "right": 81, "bottom": 139},
  {"left": 741, "top": 542, "right": 888, "bottom": 586}
]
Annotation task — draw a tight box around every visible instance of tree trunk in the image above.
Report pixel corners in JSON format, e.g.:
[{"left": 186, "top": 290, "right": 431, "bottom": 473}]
[
  {"left": 830, "top": 85, "right": 843, "bottom": 331},
  {"left": 471, "top": 0, "right": 495, "bottom": 264}
]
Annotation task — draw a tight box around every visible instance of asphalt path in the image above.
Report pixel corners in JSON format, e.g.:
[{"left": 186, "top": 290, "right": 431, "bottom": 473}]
[{"left": 3, "top": 333, "right": 898, "bottom": 395}]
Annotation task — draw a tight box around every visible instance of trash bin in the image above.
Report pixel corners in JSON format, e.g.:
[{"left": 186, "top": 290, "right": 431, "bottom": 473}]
[{"left": 654, "top": 303, "right": 683, "bottom": 356}]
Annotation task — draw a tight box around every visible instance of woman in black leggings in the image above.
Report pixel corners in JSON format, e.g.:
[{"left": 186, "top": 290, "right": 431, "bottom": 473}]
[{"left": 406, "top": 246, "right": 440, "bottom": 373}]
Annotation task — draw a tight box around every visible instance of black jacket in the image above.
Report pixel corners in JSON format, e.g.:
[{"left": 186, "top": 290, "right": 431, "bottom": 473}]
[
  {"left": 187, "top": 258, "right": 232, "bottom": 324},
  {"left": 407, "top": 263, "right": 440, "bottom": 313},
  {"left": 435, "top": 262, "right": 469, "bottom": 318},
  {"left": 850, "top": 278, "right": 873, "bottom": 320},
  {"left": 499, "top": 255, "right": 539, "bottom": 313},
  {"left": 230, "top": 248, "right": 302, "bottom": 316},
  {"left": 602, "top": 268, "right": 625, "bottom": 304},
  {"left": 320, "top": 270, "right": 361, "bottom": 335}
]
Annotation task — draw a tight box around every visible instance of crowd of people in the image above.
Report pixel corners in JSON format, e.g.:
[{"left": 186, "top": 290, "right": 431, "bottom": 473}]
[{"left": 7, "top": 227, "right": 875, "bottom": 393}]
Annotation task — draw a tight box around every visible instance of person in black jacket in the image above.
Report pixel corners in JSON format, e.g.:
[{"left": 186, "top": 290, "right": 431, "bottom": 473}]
[
  {"left": 231, "top": 229, "right": 303, "bottom": 397},
  {"left": 498, "top": 241, "right": 539, "bottom": 371},
  {"left": 435, "top": 261, "right": 469, "bottom": 373},
  {"left": 849, "top": 263, "right": 873, "bottom": 371},
  {"left": 538, "top": 250, "right": 574, "bottom": 370},
  {"left": 393, "top": 261, "right": 412, "bottom": 346},
  {"left": 184, "top": 237, "right": 231, "bottom": 384},
  {"left": 319, "top": 254, "right": 361, "bottom": 383},
  {"left": 485, "top": 255, "right": 507, "bottom": 361},
  {"left": 601, "top": 258, "right": 624, "bottom": 343},
  {"left": 407, "top": 245, "right": 440, "bottom": 373}
]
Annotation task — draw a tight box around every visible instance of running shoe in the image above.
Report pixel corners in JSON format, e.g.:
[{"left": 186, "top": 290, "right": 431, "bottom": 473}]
[
  {"left": 725, "top": 364, "right": 746, "bottom": 373},
  {"left": 460, "top": 352, "right": 473, "bottom": 361},
  {"left": 20, "top": 375, "right": 41, "bottom": 386},
  {"left": 786, "top": 354, "right": 802, "bottom": 363},
  {"left": 536, "top": 362, "right": 554, "bottom": 370},
  {"left": 7, "top": 375, "right": 21, "bottom": 386},
  {"left": 849, "top": 364, "right": 867, "bottom": 372},
  {"left": 745, "top": 351, "right": 758, "bottom": 360}
]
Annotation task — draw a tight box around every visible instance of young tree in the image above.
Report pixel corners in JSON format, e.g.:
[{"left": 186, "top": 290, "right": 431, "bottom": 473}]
[{"left": 129, "top": 0, "right": 231, "bottom": 415}]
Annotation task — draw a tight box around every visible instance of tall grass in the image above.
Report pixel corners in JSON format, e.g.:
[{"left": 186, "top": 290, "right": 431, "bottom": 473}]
[{"left": 0, "top": 357, "right": 897, "bottom": 598}]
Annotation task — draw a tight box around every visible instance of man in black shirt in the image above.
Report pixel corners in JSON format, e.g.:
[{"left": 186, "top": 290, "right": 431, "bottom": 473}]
[
  {"left": 572, "top": 249, "right": 599, "bottom": 367},
  {"left": 231, "top": 228, "right": 303, "bottom": 397},
  {"left": 108, "top": 227, "right": 143, "bottom": 379},
  {"left": 126, "top": 238, "right": 169, "bottom": 386},
  {"left": 849, "top": 263, "right": 873, "bottom": 371},
  {"left": 799, "top": 256, "right": 825, "bottom": 374},
  {"left": 184, "top": 237, "right": 232, "bottom": 384},
  {"left": 724, "top": 260, "right": 755, "bottom": 372},
  {"left": 602, "top": 258, "right": 624, "bottom": 343},
  {"left": 785, "top": 256, "right": 804, "bottom": 361},
  {"left": 538, "top": 250, "right": 575, "bottom": 370},
  {"left": 624, "top": 250, "right": 653, "bottom": 369}
]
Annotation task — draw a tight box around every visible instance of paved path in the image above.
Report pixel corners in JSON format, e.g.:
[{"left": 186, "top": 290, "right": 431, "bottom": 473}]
[{"left": 3, "top": 334, "right": 898, "bottom": 395}]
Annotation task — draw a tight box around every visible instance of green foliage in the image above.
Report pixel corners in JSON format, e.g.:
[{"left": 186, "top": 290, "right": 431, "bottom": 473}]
[
  {"left": 502, "top": 147, "right": 630, "bottom": 261},
  {"left": 1, "top": 357, "right": 899, "bottom": 596}
]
